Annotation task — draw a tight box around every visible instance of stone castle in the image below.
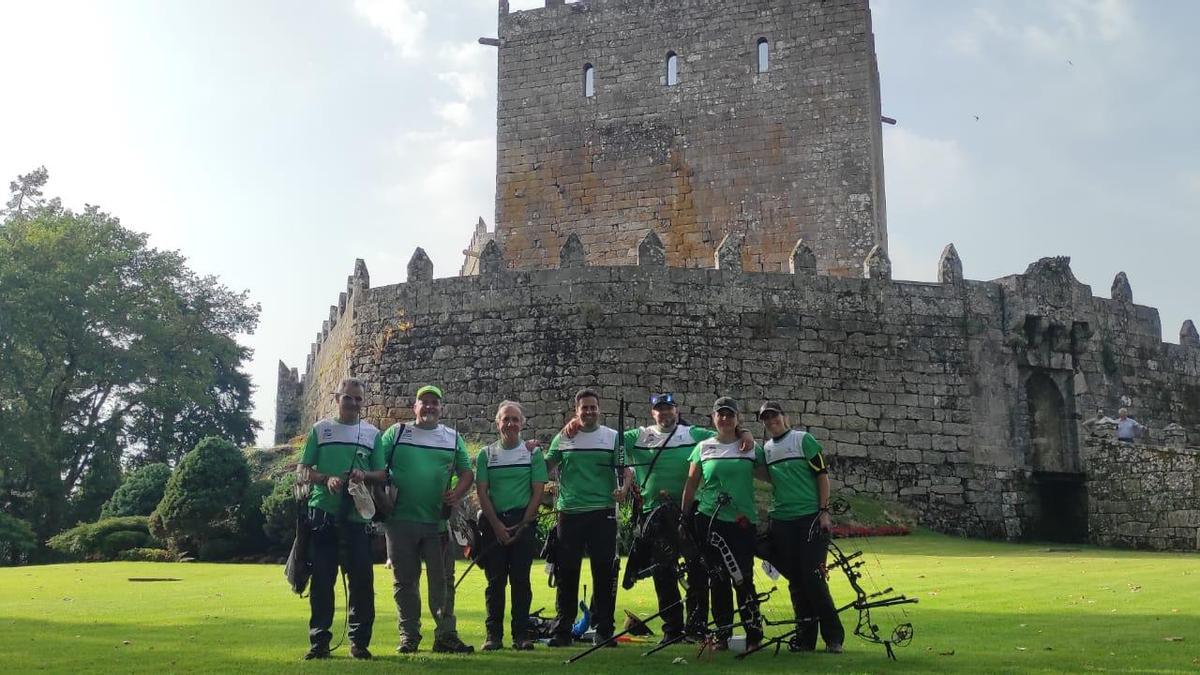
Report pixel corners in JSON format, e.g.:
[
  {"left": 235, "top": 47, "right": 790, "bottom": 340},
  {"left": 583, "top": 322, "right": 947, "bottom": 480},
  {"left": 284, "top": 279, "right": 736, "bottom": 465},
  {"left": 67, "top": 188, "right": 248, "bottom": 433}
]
[{"left": 276, "top": 0, "right": 1199, "bottom": 551}]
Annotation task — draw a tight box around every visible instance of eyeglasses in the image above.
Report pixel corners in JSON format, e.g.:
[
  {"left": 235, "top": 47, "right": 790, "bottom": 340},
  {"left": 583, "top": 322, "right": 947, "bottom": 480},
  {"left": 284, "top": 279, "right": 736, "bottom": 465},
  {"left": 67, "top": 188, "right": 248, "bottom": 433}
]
[{"left": 336, "top": 394, "right": 364, "bottom": 404}]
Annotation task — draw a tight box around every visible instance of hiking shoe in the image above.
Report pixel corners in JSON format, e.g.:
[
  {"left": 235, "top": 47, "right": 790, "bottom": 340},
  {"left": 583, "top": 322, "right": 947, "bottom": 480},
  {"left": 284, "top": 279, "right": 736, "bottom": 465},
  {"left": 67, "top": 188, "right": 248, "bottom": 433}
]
[
  {"left": 593, "top": 632, "right": 616, "bottom": 648},
  {"left": 349, "top": 644, "right": 372, "bottom": 660},
  {"left": 432, "top": 636, "right": 475, "bottom": 654},
  {"left": 512, "top": 639, "right": 535, "bottom": 651},
  {"left": 396, "top": 641, "right": 419, "bottom": 654},
  {"left": 545, "top": 634, "right": 573, "bottom": 648},
  {"left": 659, "top": 632, "right": 684, "bottom": 645},
  {"left": 482, "top": 636, "right": 504, "bottom": 651},
  {"left": 789, "top": 636, "right": 816, "bottom": 652},
  {"left": 303, "top": 645, "right": 331, "bottom": 660},
  {"left": 826, "top": 642, "right": 844, "bottom": 654}
]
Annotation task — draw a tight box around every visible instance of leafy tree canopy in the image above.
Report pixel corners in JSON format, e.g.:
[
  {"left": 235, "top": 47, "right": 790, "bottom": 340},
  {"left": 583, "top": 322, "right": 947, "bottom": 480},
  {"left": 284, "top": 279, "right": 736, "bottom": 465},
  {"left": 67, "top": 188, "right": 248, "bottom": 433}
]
[
  {"left": 151, "top": 436, "right": 251, "bottom": 556},
  {"left": 0, "top": 168, "right": 260, "bottom": 545},
  {"left": 99, "top": 463, "right": 172, "bottom": 519}
]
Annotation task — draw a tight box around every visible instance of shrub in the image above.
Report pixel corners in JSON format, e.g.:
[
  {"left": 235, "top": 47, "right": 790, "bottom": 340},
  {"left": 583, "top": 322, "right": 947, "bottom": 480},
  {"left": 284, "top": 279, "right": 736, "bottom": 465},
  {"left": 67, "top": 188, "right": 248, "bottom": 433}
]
[
  {"left": 0, "top": 513, "right": 38, "bottom": 566},
  {"left": 99, "top": 530, "right": 151, "bottom": 558},
  {"left": 46, "top": 516, "right": 156, "bottom": 561},
  {"left": 198, "top": 538, "right": 239, "bottom": 562},
  {"left": 153, "top": 436, "right": 250, "bottom": 555},
  {"left": 100, "top": 463, "right": 172, "bottom": 518},
  {"left": 117, "top": 547, "right": 177, "bottom": 563},
  {"left": 260, "top": 472, "right": 299, "bottom": 551}
]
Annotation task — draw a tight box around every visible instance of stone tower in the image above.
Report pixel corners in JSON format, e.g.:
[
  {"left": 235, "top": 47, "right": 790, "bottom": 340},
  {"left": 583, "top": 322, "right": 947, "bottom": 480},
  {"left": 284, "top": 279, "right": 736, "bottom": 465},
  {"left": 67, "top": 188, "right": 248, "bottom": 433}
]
[{"left": 492, "top": 0, "right": 888, "bottom": 275}]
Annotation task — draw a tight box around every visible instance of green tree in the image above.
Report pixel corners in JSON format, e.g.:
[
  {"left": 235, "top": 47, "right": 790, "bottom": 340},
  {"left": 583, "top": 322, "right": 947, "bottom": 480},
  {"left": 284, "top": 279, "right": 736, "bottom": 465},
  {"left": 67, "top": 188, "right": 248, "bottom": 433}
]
[
  {"left": 0, "top": 169, "right": 260, "bottom": 546},
  {"left": 0, "top": 513, "right": 37, "bottom": 566},
  {"left": 151, "top": 436, "right": 250, "bottom": 557},
  {"left": 99, "top": 463, "right": 172, "bottom": 518}
]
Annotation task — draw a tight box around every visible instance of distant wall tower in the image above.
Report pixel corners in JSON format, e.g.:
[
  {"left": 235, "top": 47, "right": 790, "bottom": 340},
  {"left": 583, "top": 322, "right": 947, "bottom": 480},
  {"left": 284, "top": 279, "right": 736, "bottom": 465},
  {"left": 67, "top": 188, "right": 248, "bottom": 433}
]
[{"left": 494, "top": 0, "right": 887, "bottom": 275}]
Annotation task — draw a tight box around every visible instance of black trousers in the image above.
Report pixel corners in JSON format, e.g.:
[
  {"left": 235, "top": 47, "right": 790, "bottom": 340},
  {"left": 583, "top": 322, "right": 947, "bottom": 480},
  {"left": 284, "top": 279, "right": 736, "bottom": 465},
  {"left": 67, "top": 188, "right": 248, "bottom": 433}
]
[
  {"left": 308, "top": 509, "right": 375, "bottom": 649},
  {"left": 648, "top": 522, "right": 708, "bottom": 636},
  {"left": 480, "top": 508, "right": 536, "bottom": 641},
  {"left": 770, "top": 514, "right": 845, "bottom": 648},
  {"left": 551, "top": 508, "right": 617, "bottom": 638},
  {"left": 695, "top": 516, "right": 762, "bottom": 642}
]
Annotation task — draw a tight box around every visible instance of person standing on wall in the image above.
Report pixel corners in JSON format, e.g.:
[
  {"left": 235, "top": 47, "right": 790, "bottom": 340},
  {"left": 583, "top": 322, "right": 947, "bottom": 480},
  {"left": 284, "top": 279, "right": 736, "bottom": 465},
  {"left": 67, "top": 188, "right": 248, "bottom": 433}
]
[
  {"left": 679, "top": 397, "right": 765, "bottom": 651},
  {"left": 475, "top": 400, "right": 547, "bottom": 651},
  {"left": 560, "top": 393, "right": 754, "bottom": 643},
  {"left": 1115, "top": 407, "right": 1148, "bottom": 443},
  {"left": 544, "top": 388, "right": 629, "bottom": 647},
  {"left": 757, "top": 401, "right": 845, "bottom": 654},
  {"left": 297, "top": 377, "right": 383, "bottom": 660},
  {"left": 376, "top": 385, "right": 476, "bottom": 654}
]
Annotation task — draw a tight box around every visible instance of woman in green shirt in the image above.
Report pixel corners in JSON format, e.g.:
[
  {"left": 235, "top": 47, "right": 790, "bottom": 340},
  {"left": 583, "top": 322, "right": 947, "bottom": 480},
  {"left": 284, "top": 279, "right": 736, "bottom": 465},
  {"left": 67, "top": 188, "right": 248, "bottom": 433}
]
[
  {"left": 474, "top": 400, "right": 547, "bottom": 651},
  {"left": 680, "top": 397, "right": 766, "bottom": 651}
]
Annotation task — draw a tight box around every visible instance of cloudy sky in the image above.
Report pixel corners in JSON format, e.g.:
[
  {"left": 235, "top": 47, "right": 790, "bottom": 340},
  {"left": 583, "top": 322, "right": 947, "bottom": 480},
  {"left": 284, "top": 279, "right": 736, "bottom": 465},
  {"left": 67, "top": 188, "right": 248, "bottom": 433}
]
[{"left": 1, "top": 0, "right": 1196, "bottom": 445}]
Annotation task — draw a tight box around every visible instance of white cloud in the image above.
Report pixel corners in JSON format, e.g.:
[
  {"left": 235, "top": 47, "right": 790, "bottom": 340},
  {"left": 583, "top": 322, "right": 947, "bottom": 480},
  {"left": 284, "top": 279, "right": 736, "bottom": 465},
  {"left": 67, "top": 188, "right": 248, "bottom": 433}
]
[
  {"left": 353, "top": 0, "right": 429, "bottom": 59},
  {"left": 947, "top": 0, "right": 1136, "bottom": 61},
  {"left": 882, "top": 128, "right": 970, "bottom": 210},
  {"left": 437, "top": 101, "right": 471, "bottom": 127}
]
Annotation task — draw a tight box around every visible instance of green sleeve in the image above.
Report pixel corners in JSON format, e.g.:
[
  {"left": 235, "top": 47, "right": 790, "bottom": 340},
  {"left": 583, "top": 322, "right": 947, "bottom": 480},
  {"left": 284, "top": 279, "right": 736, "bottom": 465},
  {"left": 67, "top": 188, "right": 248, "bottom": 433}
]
[
  {"left": 688, "top": 445, "right": 701, "bottom": 466},
  {"left": 623, "top": 428, "right": 639, "bottom": 451},
  {"left": 474, "top": 451, "right": 488, "bottom": 484},
  {"left": 689, "top": 426, "right": 716, "bottom": 442},
  {"left": 369, "top": 431, "right": 385, "bottom": 471},
  {"left": 546, "top": 434, "right": 563, "bottom": 462},
  {"left": 531, "top": 449, "right": 549, "bottom": 482},
  {"left": 801, "top": 432, "right": 823, "bottom": 459},
  {"left": 454, "top": 434, "right": 470, "bottom": 472},
  {"left": 300, "top": 428, "right": 318, "bottom": 465}
]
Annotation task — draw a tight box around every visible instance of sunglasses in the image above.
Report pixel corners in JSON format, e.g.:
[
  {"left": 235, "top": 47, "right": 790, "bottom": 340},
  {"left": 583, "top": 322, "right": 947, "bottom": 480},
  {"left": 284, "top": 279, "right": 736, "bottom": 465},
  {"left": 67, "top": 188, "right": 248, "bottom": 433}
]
[{"left": 649, "top": 393, "right": 675, "bottom": 406}]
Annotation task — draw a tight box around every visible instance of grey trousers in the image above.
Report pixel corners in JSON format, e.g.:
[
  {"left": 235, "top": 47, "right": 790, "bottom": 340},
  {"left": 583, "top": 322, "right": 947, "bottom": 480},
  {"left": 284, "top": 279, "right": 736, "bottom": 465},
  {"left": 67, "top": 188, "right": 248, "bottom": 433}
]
[{"left": 384, "top": 519, "right": 458, "bottom": 643}]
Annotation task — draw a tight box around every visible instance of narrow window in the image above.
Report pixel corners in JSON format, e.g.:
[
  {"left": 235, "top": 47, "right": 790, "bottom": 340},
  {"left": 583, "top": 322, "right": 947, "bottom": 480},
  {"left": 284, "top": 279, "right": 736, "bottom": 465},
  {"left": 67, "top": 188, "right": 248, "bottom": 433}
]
[
  {"left": 666, "top": 51, "right": 679, "bottom": 86},
  {"left": 583, "top": 64, "right": 595, "bottom": 98},
  {"left": 757, "top": 38, "right": 770, "bottom": 73}
]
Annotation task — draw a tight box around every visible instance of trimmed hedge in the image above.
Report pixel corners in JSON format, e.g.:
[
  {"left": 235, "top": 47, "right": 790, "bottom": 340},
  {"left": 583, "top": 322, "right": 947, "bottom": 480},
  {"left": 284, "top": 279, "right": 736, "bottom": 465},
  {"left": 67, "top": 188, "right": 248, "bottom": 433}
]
[{"left": 46, "top": 516, "right": 159, "bottom": 561}]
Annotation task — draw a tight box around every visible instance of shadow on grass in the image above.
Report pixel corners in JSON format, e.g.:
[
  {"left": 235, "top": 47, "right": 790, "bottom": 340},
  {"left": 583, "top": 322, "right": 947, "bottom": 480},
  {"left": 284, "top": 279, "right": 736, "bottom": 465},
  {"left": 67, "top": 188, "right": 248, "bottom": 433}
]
[{"left": 2, "top": 609, "right": 1197, "bottom": 674}]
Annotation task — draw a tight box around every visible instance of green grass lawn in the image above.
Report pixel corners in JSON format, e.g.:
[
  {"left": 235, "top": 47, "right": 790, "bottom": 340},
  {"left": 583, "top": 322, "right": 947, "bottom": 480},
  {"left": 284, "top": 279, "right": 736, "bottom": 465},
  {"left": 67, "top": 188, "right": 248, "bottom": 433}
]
[{"left": 2, "top": 531, "right": 1197, "bottom": 673}]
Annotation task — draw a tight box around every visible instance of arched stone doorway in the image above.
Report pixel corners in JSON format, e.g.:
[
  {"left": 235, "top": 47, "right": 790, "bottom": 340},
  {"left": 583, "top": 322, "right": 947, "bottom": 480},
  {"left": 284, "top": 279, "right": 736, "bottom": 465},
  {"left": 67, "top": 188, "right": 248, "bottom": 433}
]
[{"left": 1024, "top": 372, "right": 1087, "bottom": 543}]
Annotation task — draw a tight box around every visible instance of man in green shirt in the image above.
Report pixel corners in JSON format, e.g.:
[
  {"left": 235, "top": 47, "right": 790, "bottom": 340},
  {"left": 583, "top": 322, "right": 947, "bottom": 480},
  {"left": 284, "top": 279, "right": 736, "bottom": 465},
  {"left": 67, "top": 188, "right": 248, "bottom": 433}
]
[
  {"left": 758, "top": 401, "right": 844, "bottom": 654},
  {"left": 297, "top": 377, "right": 383, "bottom": 661},
  {"left": 544, "top": 388, "right": 629, "bottom": 647},
  {"left": 475, "top": 400, "right": 547, "bottom": 650},
  {"left": 376, "top": 385, "right": 475, "bottom": 655}
]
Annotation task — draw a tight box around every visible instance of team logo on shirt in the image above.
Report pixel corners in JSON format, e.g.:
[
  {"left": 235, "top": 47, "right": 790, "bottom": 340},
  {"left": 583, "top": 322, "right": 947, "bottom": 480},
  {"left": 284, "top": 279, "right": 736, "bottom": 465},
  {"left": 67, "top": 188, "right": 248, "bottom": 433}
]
[{"left": 321, "top": 427, "right": 333, "bottom": 440}]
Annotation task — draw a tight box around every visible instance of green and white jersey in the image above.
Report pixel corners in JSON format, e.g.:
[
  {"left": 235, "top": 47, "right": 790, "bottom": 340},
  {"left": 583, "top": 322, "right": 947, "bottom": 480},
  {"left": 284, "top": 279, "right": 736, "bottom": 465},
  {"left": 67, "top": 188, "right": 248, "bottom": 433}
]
[
  {"left": 688, "top": 438, "right": 765, "bottom": 524},
  {"left": 546, "top": 426, "right": 619, "bottom": 513},
  {"left": 300, "top": 419, "right": 383, "bottom": 523},
  {"left": 381, "top": 423, "right": 471, "bottom": 524},
  {"left": 475, "top": 439, "right": 549, "bottom": 513},
  {"left": 764, "top": 429, "right": 827, "bottom": 519},
  {"left": 626, "top": 424, "right": 716, "bottom": 512}
]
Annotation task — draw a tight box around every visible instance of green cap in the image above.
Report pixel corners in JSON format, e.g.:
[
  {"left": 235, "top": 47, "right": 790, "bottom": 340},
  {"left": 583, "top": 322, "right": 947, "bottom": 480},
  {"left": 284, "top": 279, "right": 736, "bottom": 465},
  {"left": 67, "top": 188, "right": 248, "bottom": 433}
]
[{"left": 415, "top": 384, "right": 444, "bottom": 400}]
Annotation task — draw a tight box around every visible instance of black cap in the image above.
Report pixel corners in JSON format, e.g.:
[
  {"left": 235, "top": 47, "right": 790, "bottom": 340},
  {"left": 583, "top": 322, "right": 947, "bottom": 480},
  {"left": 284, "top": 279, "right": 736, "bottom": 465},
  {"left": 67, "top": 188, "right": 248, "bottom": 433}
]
[
  {"left": 712, "top": 396, "right": 739, "bottom": 414},
  {"left": 649, "top": 393, "right": 677, "bottom": 408},
  {"left": 757, "top": 401, "right": 784, "bottom": 419}
]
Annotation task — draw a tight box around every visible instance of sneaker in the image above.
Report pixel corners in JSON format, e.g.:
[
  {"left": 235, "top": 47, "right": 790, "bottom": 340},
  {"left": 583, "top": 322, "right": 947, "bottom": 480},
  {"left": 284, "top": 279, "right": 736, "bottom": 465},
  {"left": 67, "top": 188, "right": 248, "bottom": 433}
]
[
  {"left": 482, "top": 636, "right": 504, "bottom": 651},
  {"left": 512, "top": 639, "right": 535, "bottom": 651},
  {"left": 545, "top": 634, "right": 573, "bottom": 648},
  {"left": 826, "top": 642, "right": 844, "bottom": 654},
  {"left": 349, "top": 644, "right": 373, "bottom": 660},
  {"left": 396, "top": 641, "right": 419, "bottom": 654},
  {"left": 303, "top": 645, "right": 330, "bottom": 660},
  {"left": 432, "top": 636, "right": 475, "bottom": 654}
]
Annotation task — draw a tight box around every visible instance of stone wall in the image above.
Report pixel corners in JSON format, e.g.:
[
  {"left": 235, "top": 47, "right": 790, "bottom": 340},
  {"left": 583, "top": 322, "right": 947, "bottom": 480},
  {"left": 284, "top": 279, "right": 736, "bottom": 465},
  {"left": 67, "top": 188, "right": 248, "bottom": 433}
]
[
  {"left": 494, "top": 0, "right": 886, "bottom": 275},
  {"left": 1084, "top": 437, "right": 1200, "bottom": 551}
]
